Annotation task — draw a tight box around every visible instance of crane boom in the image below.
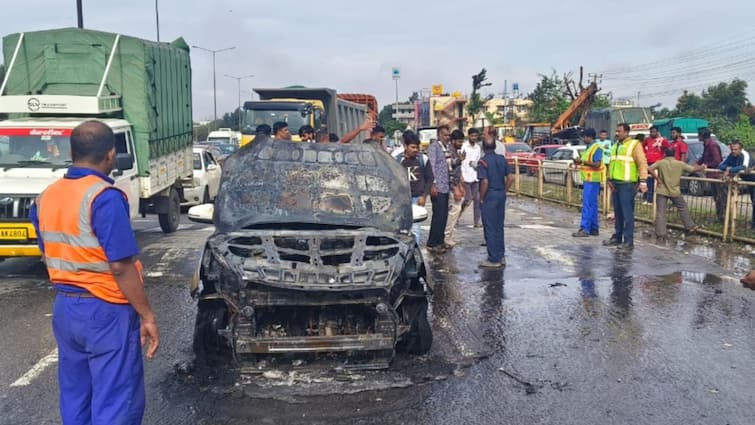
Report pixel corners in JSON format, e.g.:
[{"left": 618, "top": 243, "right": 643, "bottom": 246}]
[{"left": 551, "top": 82, "right": 599, "bottom": 133}]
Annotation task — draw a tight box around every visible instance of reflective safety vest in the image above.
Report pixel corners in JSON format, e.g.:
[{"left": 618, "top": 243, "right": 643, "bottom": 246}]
[
  {"left": 579, "top": 143, "right": 604, "bottom": 183},
  {"left": 37, "top": 174, "right": 142, "bottom": 304},
  {"left": 609, "top": 139, "right": 640, "bottom": 182}
]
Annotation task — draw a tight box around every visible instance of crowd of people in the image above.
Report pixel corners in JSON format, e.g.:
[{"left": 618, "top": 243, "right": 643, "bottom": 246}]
[{"left": 392, "top": 125, "right": 512, "bottom": 269}]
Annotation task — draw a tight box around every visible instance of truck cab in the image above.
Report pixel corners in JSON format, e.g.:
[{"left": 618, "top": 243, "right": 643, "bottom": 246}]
[{"left": 0, "top": 118, "right": 141, "bottom": 257}]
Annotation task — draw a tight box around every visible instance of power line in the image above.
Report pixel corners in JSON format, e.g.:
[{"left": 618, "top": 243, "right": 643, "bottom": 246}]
[{"left": 600, "top": 32, "right": 755, "bottom": 76}]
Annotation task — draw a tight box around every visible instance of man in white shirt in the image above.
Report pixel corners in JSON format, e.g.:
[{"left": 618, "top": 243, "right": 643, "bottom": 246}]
[{"left": 461, "top": 128, "right": 482, "bottom": 227}]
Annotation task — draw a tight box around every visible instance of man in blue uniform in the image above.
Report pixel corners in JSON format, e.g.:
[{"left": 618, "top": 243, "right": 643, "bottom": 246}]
[{"left": 478, "top": 138, "right": 514, "bottom": 268}]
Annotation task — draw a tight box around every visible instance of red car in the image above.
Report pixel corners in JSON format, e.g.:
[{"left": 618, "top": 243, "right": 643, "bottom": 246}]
[
  {"left": 504, "top": 142, "right": 533, "bottom": 172},
  {"left": 526, "top": 144, "right": 566, "bottom": 175}
]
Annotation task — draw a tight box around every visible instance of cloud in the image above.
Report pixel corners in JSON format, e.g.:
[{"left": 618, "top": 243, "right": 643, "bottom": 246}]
[{"left": 2, "top": 0, "right": 754, "bottom": 118}]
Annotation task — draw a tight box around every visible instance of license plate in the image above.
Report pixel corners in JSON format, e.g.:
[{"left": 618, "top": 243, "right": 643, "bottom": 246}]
[{"left": 0, "top": 228, "right": 28, "bottom": 240}]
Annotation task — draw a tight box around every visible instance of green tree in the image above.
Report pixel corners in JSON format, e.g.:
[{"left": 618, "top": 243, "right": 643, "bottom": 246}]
[
  {"left": 408, "top": 91, "right": 419, "bottom": 103},
  {"left": 527, "top": 71, "right": 571, "bottom": 123},
  {"left": 383, "top": 120, "right": 408, "bottom": 136},
  {"left": 700, "top": 79, "right": 749, "bottom": 121},
  {"left": 466, "top": 68, "right": 492, "bottom": 127},
  {"left": 378, "top": 104, "right": 394, "bottom": 124}
]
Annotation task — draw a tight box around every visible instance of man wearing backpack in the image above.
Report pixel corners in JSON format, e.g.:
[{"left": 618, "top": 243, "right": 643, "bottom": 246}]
[{"left": 396, "top": 130, "right": 433, "bottom": 244}]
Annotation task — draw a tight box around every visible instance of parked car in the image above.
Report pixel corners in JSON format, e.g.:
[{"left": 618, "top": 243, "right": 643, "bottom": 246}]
[
  {"left": 504, "top": 142, "right": 533, "bottom": 172},
  {"left": 182, "top": 147, "right": 222, "bottom": 206},
  {"left": 542, "top": 145, "right": 586, "bottom": 186},
  {"left": 526, "top": 144, "right": 564, "bottom": 175},
  {"left": 681, "top": 137, "right": 731, "bottom": 196}
]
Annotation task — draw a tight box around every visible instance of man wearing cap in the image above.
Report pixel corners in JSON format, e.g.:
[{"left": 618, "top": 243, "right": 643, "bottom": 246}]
[{"left": 572, "top": 128, "right": 603, "bottom": 237}]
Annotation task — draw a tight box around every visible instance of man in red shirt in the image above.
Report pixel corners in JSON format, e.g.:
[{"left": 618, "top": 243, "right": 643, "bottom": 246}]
[
  {"left": 670, "top": 126, "right": 688, "bottom": 162},
  {"left": 643, "top": 126, "right": 670, "bottom": 204}
]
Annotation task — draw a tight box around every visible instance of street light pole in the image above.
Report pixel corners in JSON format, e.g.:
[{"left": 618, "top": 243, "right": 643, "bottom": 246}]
[
  {"left": 224, "top": 74, "right": 254, "bottom": 130},
  {"left": 76, "top": 0, "right": 84, "bottom": 28},
  {"left": 191, "top": 45, "right": 236, "bottom": 128},
  {"left": 155, "top": 0, "right": 160, "bottom": 42}
]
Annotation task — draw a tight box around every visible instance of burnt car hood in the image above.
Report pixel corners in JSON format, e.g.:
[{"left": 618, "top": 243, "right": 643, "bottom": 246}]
[{"left": 213, "top": 137, "right": 412, "bottom": 233}]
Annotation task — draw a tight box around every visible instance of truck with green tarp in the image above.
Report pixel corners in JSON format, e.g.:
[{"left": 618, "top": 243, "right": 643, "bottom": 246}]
[
  {"left": 652, "top": 117, "right": 709, "bottom": 139},
  {"left": 0, "top": 27, "right": 194, "bottom": 259}
]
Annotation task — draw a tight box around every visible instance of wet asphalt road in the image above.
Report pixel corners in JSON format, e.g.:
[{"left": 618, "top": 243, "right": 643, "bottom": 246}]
[{"left": 1, "top": 198, "right": 755, "bottom": 425}]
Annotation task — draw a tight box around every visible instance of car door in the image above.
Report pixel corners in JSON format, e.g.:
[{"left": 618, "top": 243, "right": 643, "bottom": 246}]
[
  {"left": 544, "top": 150, "right": 567, "bottom": 183},
  {"left": 111, "top": 129, "right": 140, "bottom": 219},
  {"left": 204, "top": 151, "right": 221, "bottom": 198}
]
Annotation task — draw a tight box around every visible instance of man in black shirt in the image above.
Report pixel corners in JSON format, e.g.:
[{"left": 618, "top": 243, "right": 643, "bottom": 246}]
[{"left": 396, "top": 130, "right": 432, "bottom": 244}]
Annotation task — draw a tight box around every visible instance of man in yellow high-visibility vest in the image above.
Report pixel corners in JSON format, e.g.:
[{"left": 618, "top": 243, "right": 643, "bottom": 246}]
[{"left": 602, "top": 123, "right": 648, "bottom": 250}]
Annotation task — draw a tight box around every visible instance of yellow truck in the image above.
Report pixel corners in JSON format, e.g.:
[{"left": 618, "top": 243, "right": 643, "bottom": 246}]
[{"left": 240, "top": 88, "right": 376, "bottom": 145}]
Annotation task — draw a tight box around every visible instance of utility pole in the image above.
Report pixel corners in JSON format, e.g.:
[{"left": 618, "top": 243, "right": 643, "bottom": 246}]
[
  {"left": 76, "top": 0, "right": 83, "bottom": 28},
  {"left": 191, "top": 45, "right": 236, "bottom": 129},
  {"left": 224, "top": 74, "right": 254, "bottom": 130},
  {"left": 155, "top": 0, "right": 160, "bottom": 42}
]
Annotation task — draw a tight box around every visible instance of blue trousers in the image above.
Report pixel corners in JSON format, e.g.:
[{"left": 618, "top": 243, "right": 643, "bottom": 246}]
[
  {"left": 612, "top": 182, "right": 637, "bottom": 245},
  {"left": 53, "top": 289, "right": 145, "bottom": 425},
  {"left": 580, "top": 182, "right": 600, "bottom": 232},
  {"left": 482, "top": 190, "right": 507, "bottom": 262}
]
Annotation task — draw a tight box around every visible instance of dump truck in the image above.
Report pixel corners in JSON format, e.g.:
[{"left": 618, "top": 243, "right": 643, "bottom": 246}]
[
  {"left": 0, "top": 28, "right": 193, "bottom": 258},
  {"left": 239, "top": 87, "right": 374, "bottom": 145},
  {"left": 188, "top": 136, "right": 432, "bottom": 371}
]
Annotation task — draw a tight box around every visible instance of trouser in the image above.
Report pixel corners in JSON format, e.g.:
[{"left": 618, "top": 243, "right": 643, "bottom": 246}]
[
  {"left": 612, "top": 182, "right": 637, "bottom": 245},
  {"left": 580, "top": 182, "right": 600, "bottom": 232},
  {"left": 655, "top": 194, "right": 695, "bottom": 238},
  {"left": 427, "top": 192, "right": 449, "bottom": 247},
  {"left": 482, "top": 190, "right": 507, "bottom": 262},
  {"left": 411, "top": 196, "right": 422, "bottom": 244},
  {"left": 445, "top": 195, "right": 463, "bottom": 243},
  {"left": 645, "top": 173, "right": 655, "bottom": 202},
  {"left": 53, "top": 289, "right": 145, "bottom": 425},
  {"left": 712, "top": 183, "right": 727, "bottom": 222},
  {"left": 462, "top": 181, "right": 481, "bottom": 226}
]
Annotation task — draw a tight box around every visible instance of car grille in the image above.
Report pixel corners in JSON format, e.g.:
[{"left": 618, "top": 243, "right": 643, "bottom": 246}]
[
  {"left": 219, "top": 231, "right": 408, "bottom": 289},
  {"left": 0, "top": 196, "right": 34, "bottom": 221}
]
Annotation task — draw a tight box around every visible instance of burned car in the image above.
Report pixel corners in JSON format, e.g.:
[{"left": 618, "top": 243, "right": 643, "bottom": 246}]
[{"left": 189, "top": 136, "right": 432, "bottom": 370}]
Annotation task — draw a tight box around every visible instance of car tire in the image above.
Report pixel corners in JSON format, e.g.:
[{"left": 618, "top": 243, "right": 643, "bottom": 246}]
[
  {"left": 397, "top": 298, "right": 432, "bottom": 355},
  {"left": 158, "top": 187, "right": 181, "bottom": 233},
  {"left": 202, "top": 186, "right": 211, "bottom": 204},
  {"left": 193, "top": 299, "right": 231, "bottom": 364},
  {"left": 687, "top": 179, "right": 704, "bottom": 196}
]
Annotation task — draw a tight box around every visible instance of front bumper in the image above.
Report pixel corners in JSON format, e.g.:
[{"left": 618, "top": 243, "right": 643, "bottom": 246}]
[{"left": 0, "top": 222, "right": 41, "bottom": 257}]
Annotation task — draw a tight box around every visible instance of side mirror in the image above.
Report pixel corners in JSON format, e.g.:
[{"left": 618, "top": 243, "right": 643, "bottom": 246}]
[
  {"left": 412, "top": 204, "right": 428, "bottom": 223},
  {"left": 187, "top": 203, "right": 214, "bottom": 224},
  {"left": 112, "top": 153, "right": 134, "bottom": 177},
  {"left": 206, "top": 164, "right": 219, "bottom": 171}
]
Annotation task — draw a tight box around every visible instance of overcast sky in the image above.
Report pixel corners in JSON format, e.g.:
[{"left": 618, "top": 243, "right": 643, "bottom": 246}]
[{"left": 2, "top": 0, "right": 754, "bottom": 120}]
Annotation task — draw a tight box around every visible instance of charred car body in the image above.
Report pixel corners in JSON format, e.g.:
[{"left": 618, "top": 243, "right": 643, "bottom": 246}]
[{"left": 191, "top": 136, "right": 432, "bottom": 369}]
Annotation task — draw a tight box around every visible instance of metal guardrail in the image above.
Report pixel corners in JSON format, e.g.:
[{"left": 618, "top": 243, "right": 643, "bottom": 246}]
[{"left": 509, "top": 157, "right": 755, "bottom": 242}]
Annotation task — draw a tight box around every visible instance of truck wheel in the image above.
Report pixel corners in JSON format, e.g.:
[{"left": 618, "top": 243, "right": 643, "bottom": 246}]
[
  {"left": 193, "top": 299, "right": 230, "bottom": 365},
  {"left": 158, "top": 187, "right": 180, "bottom": 233},
  {"left": 397, "top": 298, "right": 432, "bottom": 355}
]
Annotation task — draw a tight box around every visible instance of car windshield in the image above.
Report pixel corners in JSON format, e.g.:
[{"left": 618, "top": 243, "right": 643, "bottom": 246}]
[
  {"left": 0, "top": 129, "right": 73, "bottom": 167},
  {"left": 213, "top": 144, "right": 238, "bottom": 155},
  {"left": 243, "top": 109, "right": 308, "bottom": 136},
  {"left": 207, "top": 137, "right": 231, "bottom": 143},
  {"left": 193, "top": 152, "right": 202, "bottom": 170},
  {"left": 544, "top": 148, "right": 559, "bottom": 158},
  {"left": 507, "top": 144, "right": 531, "bottom": 153}
]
